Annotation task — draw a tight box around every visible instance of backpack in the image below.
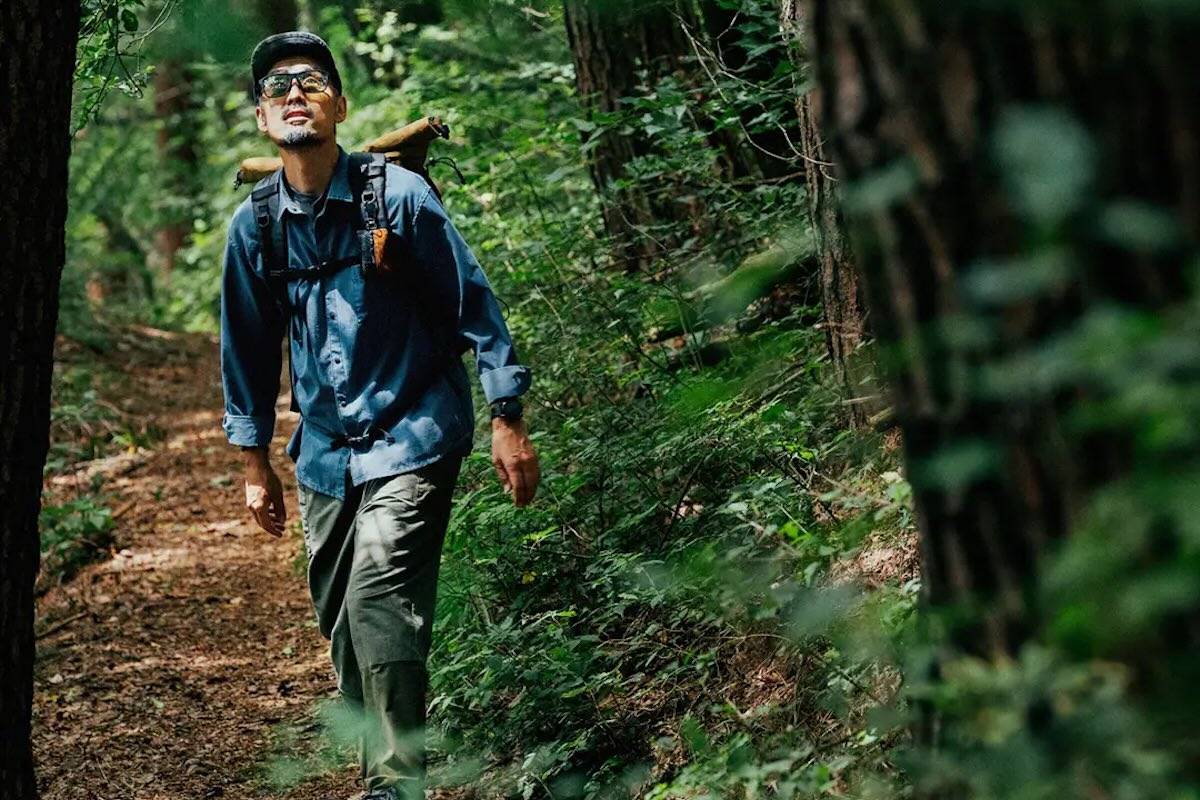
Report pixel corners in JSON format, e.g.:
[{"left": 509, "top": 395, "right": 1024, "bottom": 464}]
[
  {"left": 251, "top": 151, "right": 390, "bottom": 288},
  {"left": 249, "top": 153, "right": 465, "bottom": 435}
]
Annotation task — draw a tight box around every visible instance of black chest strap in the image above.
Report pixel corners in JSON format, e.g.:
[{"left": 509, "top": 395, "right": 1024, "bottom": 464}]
[
  {"left": 249, "top": 155, "right": 389, "bottom": 416},
  {"left": 266, "top": 255, "right": 360, "bottom": 282},
  {"left": 251, "top": 153, "right": 389, "bottom": 287},
  {"left": 350, "top": 151, "right": 388, "bottom": 229}
]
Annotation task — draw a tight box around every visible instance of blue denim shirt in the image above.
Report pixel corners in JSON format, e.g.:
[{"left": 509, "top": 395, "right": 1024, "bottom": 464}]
[{"left": 220, "top": 146, "right": 531, "bottom": 499}]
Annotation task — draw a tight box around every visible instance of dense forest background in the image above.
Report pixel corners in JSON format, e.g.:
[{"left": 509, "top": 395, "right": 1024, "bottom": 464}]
[{"left": 11, "top": 0, "right": 1199, "bottom": 797}]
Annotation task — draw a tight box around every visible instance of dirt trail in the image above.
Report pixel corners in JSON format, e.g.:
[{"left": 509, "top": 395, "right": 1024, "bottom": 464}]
[{"left": 34, "top": 330, "right": 364, "bottom": 800}]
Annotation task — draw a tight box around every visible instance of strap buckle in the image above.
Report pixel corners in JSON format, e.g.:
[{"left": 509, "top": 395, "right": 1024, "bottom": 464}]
[{"left": 330, "top": 427, "right": 395, "bottom": 451}]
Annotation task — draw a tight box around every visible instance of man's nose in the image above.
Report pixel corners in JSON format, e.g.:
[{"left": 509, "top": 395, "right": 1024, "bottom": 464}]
[{"left": 285, "top": 79, "right": 306, "bottom": 102}]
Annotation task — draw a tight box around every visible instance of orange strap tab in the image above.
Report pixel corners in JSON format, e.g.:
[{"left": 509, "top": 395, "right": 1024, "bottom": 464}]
[{"left": 371, "top": 228, "right": 394, "bottom": 274}]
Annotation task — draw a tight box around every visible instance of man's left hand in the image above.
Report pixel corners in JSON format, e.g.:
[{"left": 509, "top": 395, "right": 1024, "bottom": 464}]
[{"left": 491, "top": 417, "right": 540, "bottom": 506}]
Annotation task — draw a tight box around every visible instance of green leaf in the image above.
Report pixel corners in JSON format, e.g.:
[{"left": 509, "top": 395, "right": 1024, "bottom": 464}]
[
  {"left": 121, "top": 9, "right": 138, "bottom": 32},
  {"left": 679, "top": 716, "right": 709, "bottom": 754}
]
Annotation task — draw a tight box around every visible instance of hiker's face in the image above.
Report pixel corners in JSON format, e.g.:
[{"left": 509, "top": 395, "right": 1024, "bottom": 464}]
[{"left": 255, "top": 56, "right": 347, "bottom": 149}]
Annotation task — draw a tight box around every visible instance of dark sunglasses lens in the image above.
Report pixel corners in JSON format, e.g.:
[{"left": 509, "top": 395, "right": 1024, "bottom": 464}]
[
  {"left": 261, "top": 74, "right": 292, "bottom": 97},
  {"left": 299, "top": 71, "right": 328, "bottom": 92}
]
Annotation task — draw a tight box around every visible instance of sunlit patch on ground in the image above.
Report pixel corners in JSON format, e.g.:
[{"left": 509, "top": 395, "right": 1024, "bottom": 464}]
[{"left": 33, "top": 333, "right": 363, "bottom": 800}]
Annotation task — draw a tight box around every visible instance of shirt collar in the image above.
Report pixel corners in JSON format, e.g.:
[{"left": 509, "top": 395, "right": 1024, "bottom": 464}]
[{"left": 276, "top": 145, "right": 353, "bottom": 219}]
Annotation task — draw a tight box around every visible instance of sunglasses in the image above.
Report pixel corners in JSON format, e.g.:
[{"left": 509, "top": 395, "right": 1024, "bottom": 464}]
[{"left": 258, "top": 69, "right": 331, "bottom": 99}]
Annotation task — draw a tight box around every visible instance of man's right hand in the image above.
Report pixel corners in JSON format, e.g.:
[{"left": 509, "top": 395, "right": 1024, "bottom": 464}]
[{"left": 243, "top": 447, "right": 286, "bottom": 537}]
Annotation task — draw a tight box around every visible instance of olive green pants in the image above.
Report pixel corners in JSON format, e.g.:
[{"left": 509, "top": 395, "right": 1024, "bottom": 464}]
[{"left": 297, "top": 454, "right": 463, "bottom": 797}]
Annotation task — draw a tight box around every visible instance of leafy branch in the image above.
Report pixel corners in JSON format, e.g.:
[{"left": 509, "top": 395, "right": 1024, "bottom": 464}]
[{"left": 73, "top": 0, "right": 178, "bottom": 135}]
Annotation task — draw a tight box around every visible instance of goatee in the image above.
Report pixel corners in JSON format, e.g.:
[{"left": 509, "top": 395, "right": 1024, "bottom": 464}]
[{"left": 279, "top": 128, "right": 321, "bottom": 149}]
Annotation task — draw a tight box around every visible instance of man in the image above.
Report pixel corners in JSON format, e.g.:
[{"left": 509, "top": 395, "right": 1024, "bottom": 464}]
[{"left": 219, "top": 31, "right": 540, "bottom": 800}]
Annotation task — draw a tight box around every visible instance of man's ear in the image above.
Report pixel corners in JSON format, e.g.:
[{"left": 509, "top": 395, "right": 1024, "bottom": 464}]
[
  {"left": 335, "top": 94, "right": 348, "bottom": 123},
  {"left": 255, "top": 104, "right": 268, "bottom": 133}
]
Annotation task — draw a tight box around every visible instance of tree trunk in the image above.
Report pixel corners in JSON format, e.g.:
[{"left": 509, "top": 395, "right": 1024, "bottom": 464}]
[
  {"left": 256, "top": 0, "right": 298, "bottom": 31},
  {"left": 563, "top": 0, "right": 701, "bottom": 271},
  {"left": 0, "top": 1, "right": 81, "bottom": 797},
  {"left": 808, "top": 0, "right": 1200, "bottom": 788},
  {"left": 779, "top": 0, "right": 872, "bottom": 428},
  {"left": 810, "top": 0, "right": 1200, "bottom": 648},
  {"left": 565, "top": 0, "right": 798, "bottom": 271},
  {"left": 396, "top": 0, "right": 441, "bottom": 25},
  {"left": 152, "top": 58, "right": 198, "bottom": 280},
  {"left": 697, "top": 0, "right": 800, "bottom": 182}
]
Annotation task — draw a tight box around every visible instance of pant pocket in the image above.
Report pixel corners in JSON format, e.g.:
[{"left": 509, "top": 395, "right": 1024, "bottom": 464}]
[{"left": 408, "top": 455, "right": 462, "bottom": 506}]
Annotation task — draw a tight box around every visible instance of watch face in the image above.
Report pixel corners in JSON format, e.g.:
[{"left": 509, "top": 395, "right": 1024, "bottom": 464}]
[{"left": 492, "top": 398, "right": 523, "bottom": 418}]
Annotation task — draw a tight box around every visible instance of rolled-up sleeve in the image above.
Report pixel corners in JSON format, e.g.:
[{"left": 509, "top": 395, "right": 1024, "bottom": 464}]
[
  {"left": 411, "top": 187, "right": 532, "bottom": 404},
  {"left": 220, "top": 206, "right": 285, "bottom": 447}
]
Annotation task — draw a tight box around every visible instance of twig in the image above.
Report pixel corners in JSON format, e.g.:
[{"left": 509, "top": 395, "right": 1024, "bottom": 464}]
[
  {"left": 112, "top": 499, "right": 137, "bottom": 519},
  {"left": 36, "top": 610, "right": 89, "bottom": 640}
]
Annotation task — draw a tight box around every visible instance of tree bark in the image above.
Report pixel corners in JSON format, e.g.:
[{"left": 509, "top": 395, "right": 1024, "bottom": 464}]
[
  {"left": 808, "top": 3, "right": 1200, "bottom": 787},
  {"left": 779, "top": 0, "right": 873, "bottom": 428},
  {"left": 256, "top": 0, "right": 298, "bottom": 32},
  {"left": 0, "top": 1, "right": 81, "bottom": 797},
  {"left": 697, "top": 0, "right": 800, "bottom": 182},
  {"left": 810, "top": 0, "right": 1200, "bottom": 652},
  {"left": 563, "top": 0, "right": 701, "bottom": 271},
  {"left": 152, "top": 58, "right": 198, "bottom": 279}
]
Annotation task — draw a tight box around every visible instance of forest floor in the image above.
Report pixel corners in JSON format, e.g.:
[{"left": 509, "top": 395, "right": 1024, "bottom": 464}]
[
  {"left": 31, "top": 325, "right": 919, "bottom": 800},
  {"left": 33, "top": 328, "right": 386, "bottom": 800}
]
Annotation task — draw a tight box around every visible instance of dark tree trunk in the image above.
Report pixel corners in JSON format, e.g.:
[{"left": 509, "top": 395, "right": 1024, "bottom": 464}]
[
  {"left": 809, "top": 0, "right": 1200, "bottom": 650},
  {"left": 563, "top": 0, "right": 703, "bottom": 271},
  {"left": 0, "top": 1, "right": 81, "bottom": 797},
  {"left": 153, "top": 59, "right": 199, "bottom": 279},
  {"left": 807, "top": 0, "right": 1200, "bottom": 789},
  {"left": 779, "top": 0, "right": 872, "bottom": 428},
  {"left": 697, "top": 0, "right": 800, "bottom": 182},
  {"left": 396, "top": 0, "right": 441, "bottom": 25},
  {"left": 256, "top": 0, "right": 297, "bottom": 31}
]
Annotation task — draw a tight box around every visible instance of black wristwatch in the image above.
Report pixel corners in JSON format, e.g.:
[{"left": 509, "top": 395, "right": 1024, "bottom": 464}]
[{"left": 490, "top": 396, "right": 524, "bottom": 422}]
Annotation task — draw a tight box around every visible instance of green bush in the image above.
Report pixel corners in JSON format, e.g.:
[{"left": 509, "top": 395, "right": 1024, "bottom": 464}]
[{"left": 39, "top": 494, "right": 116, "bottom": 586}]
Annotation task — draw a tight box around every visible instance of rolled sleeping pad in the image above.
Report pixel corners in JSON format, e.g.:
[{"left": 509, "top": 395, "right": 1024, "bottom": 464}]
[
  {"left": 237, "top": 156, "right": 286, "bottom": 185},
  {"left": 236, "top": 116, "right": 452, "bottom": 187},
  {"left": 363, "top": 116, "right": 450, "bottom": 153}
]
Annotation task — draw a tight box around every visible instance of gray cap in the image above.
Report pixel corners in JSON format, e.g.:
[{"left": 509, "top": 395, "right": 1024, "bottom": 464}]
[{"left": 250, "top": 31, "right": 343, "bottom": 101}]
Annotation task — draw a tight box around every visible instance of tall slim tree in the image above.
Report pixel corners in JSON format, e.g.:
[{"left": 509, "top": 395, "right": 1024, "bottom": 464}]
[
  {"left": 565, "top": 0, "right": 792, "bottom": 272},
  {"left": 152, "top": 58, "right": 199, "bottom": 279},
  {"left": 779, "top": 0, "right": 871, "bottom": 427},
  {"left": 0, "top": 0, "right": 82, "bottom": 796},
  {"left": 808, "top": 0, "right": 1200, "bottom": 789},
  {"left": 563, "top": 0, "right": 701, "bottom": 271},
  {"left": 256, "top": 0, "right": 298, "bottom": 31}
]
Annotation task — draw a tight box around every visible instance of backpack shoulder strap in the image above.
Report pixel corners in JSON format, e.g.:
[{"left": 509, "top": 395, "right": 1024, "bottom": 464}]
[
  {"left": 250, "top": 169, "right": 299, "bottom": 412},
  {"left": 348, "top": 151, "right": 387, "bottom": 229},
  {"left": 250, "top": 169, "right": 288, "bottom": 279},
  {"left": 349, "top": 152, "right": 388, "bottom": 274}
]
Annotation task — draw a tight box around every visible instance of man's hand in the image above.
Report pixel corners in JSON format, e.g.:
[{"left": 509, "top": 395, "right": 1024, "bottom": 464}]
[
  {"left": 243, "top": 447, "right": 287, "bottom": 537},
  {"left": 491, "top": 417, "right": 540, "bottom": 507}
]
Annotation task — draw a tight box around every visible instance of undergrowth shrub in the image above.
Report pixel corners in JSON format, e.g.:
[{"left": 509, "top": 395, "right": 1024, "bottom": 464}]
[{"left": 38, "top": 493, "right": 116, "bottom": 590}]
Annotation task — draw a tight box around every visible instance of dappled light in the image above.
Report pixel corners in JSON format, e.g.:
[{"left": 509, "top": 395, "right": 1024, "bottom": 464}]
[{"left": 0, "top": 0, "right": 1195, "bottom": 799}]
